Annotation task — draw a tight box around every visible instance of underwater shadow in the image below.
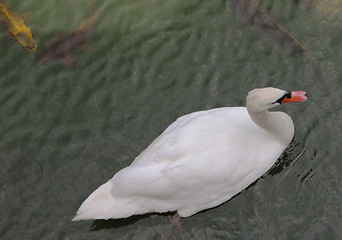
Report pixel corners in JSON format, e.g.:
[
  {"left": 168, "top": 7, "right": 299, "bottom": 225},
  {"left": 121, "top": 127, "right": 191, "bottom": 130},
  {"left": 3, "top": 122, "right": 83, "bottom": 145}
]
[{"left": 90, "top": 212, "right": 176, "bottom": 231}]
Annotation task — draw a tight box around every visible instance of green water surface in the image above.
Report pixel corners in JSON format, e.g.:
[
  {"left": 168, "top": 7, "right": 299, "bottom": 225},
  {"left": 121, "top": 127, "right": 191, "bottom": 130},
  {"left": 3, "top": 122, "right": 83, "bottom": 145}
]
[{"left": 1, "top": 0, "right": 342, "bottom": 239}]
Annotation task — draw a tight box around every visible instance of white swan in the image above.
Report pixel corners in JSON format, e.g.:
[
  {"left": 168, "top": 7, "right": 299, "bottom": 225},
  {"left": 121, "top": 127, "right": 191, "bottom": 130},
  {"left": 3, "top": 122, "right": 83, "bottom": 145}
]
[{"left": 73, "top": 87, "right": 307, "bottom": 221}]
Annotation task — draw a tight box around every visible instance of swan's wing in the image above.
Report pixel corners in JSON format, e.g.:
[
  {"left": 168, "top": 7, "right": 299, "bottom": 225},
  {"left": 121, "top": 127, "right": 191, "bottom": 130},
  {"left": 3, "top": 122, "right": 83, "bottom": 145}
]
[{"left": 131, "top": 107, "right": 250, "bottom": 166}]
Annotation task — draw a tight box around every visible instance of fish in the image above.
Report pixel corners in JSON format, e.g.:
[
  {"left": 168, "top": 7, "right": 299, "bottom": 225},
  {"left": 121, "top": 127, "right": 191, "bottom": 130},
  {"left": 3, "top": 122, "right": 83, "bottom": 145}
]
[
  {"left": 228, "top": 0, "right": 326, "bottom": 83},
  {"left": 0, "top": 1, "right": 37, "bottom": 51},
  {"left": 35, "top": 10, "right": 97, "bottom": 65}
]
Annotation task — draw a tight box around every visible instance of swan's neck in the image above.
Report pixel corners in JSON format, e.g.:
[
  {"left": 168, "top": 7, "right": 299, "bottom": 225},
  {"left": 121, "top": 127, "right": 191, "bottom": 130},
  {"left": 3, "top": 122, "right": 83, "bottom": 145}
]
[{"left": 248, "top": 109, "right": 294, "bottom": 145}]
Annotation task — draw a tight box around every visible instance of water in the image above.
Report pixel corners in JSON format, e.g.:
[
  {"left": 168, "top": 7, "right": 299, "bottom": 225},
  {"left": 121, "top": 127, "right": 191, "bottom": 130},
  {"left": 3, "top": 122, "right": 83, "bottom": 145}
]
[{"left": 1, "top": 0, "right": 342, "bottom": 239}]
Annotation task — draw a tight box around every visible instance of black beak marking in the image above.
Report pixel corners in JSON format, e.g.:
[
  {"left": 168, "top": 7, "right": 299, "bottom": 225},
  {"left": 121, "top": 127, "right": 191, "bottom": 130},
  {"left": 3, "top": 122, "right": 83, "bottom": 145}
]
[{"left": 274, "top": 91, "right": 291, "bottom": 104}]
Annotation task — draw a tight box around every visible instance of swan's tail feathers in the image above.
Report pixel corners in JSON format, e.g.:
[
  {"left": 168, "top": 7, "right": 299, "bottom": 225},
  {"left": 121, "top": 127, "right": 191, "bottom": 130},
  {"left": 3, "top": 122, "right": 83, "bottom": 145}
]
[{"left": 72, "top": 182, "right": 138, "bottom": 221}]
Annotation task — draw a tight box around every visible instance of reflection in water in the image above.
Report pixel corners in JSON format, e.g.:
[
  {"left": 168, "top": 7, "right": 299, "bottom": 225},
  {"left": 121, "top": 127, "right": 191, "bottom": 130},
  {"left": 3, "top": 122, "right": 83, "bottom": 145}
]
[{"left": 268, "top": 140, "right": 306, "bottom": 176}]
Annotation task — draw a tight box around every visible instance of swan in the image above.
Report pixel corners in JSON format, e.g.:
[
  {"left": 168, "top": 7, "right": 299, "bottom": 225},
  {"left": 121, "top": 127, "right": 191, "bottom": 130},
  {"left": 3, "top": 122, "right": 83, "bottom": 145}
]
[{"left": 73, "top": 87, "right": 307, "bottom": 221}]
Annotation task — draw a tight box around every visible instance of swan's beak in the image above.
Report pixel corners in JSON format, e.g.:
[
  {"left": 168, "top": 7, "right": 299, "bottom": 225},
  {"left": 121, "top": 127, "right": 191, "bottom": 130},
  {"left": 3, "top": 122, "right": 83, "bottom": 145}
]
[{"left": 283, "top": 91, "right": 308, "bottom": 103}]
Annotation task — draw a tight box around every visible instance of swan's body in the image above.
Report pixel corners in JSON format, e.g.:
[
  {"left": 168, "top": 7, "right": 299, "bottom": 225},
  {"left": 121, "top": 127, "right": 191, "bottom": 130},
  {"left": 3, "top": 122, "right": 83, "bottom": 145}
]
[{"left": 73, "top": 87, "right": 307, "bottom": 221}]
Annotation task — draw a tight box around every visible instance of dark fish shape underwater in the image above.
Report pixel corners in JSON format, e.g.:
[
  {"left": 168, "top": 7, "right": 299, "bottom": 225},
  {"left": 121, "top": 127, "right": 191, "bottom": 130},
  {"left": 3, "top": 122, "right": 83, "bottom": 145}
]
[{"left": 36, "top": 11, "right": 97, "bottom": 65}]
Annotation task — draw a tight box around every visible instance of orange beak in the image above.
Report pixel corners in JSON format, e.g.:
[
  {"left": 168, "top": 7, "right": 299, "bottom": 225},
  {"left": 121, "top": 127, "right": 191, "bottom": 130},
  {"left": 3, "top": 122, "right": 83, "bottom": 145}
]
[{"left": 282, "top": 91, "right": 308, "bottom": 103}]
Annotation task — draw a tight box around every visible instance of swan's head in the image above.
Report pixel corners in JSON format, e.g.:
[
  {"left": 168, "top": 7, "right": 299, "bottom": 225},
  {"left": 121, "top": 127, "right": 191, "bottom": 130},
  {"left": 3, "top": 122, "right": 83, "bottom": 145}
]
[{"left": 246, "top": 87, "right": 307, "bottom": 112}]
